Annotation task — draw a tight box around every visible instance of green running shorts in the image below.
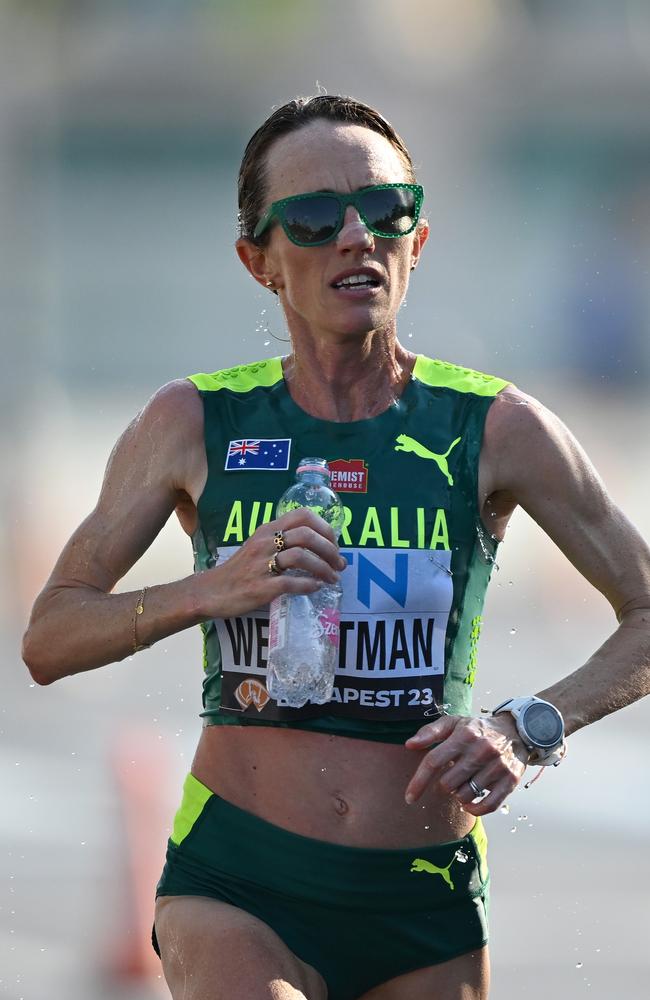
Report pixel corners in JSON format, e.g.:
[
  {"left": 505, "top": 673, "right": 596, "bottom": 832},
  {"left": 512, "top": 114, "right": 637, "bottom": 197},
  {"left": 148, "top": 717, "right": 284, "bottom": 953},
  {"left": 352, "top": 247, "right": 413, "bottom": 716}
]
[{"left": 153, "top": 773, "right": 490, "bottom": 1000}]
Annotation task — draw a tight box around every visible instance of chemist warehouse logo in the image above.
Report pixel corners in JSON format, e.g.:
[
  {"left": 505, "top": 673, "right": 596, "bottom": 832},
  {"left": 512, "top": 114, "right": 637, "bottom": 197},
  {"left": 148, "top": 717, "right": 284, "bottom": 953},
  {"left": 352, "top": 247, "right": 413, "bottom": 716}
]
[{"left": 329, "top": 458, "right": 368, "bottom": 493}]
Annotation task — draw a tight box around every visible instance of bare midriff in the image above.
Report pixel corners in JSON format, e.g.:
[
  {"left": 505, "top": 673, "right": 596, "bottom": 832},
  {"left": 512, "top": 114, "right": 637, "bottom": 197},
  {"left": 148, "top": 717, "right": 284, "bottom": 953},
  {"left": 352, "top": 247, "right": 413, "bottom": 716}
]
[{"left": 191, "top": 726, "right": 473, "bottom": 850}]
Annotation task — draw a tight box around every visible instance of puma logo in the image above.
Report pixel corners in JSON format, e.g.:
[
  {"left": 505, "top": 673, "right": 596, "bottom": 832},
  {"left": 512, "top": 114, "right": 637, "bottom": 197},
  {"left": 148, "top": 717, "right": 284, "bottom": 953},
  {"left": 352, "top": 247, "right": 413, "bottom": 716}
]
[
  {"left": 394, "top": 434, "right": 461, "bottom": 486},
  {"left": 410, "top": 855, "right": 457, "bottom": 890}
]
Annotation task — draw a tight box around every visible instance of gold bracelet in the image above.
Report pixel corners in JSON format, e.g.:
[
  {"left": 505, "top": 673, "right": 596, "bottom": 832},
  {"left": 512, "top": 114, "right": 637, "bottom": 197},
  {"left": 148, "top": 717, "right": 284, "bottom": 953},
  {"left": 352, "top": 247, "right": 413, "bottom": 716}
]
[{"left": 132, "top": 586, "right": 151, "bottom": 654}]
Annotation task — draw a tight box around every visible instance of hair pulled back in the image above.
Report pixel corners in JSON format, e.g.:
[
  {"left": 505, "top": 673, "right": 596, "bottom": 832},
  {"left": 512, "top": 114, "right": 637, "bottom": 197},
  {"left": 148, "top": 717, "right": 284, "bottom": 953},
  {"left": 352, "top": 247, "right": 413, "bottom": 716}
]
[{"left": 237, "top": 94, "right": 415, "bottom": 245}]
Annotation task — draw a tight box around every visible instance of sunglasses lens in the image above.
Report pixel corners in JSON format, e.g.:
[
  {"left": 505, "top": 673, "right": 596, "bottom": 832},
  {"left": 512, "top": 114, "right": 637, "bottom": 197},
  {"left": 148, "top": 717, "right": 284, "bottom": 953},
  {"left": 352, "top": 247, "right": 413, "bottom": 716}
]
[
  {"left": 360, "top": 186, "right": 418, "bottom": 236},
  {"left": 282, "top": 195, "right": 341, "bottom": 245}
]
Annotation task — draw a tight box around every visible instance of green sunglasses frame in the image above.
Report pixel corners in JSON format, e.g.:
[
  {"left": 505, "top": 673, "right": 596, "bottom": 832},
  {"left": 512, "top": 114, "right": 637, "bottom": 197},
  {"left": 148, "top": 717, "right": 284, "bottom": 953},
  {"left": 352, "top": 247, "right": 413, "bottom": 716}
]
[{"left": 253, "top": 182, "right": 424, "bottom": 246}]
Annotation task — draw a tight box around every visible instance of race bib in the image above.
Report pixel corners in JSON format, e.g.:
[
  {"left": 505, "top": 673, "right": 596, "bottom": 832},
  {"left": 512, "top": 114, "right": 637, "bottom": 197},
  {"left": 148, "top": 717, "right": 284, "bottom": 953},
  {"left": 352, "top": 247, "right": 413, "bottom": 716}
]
[{"left": 216, "top": 547, "right": 452, "bottom": 721}]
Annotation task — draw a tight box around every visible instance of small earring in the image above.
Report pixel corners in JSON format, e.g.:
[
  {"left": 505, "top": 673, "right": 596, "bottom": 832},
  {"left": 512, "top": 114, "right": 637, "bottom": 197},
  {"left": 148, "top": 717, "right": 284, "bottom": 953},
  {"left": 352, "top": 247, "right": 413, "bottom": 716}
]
[{"left": 265, "top": 280, "right": 274, "bottom": 289}]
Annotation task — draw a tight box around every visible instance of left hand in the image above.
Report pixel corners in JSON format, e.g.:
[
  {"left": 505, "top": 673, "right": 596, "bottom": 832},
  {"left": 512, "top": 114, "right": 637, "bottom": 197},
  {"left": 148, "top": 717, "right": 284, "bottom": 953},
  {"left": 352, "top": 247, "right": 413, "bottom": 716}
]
[{"left": 404, "top": 714, "right": 529, "bottom": 815}]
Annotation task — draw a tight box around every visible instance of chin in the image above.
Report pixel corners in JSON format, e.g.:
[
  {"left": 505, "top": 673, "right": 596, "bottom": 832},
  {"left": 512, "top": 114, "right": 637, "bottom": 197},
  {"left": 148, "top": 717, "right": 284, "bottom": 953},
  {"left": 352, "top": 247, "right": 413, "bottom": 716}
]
[{"left": 329, "top": 305, "right": 389, "bottom": 338}]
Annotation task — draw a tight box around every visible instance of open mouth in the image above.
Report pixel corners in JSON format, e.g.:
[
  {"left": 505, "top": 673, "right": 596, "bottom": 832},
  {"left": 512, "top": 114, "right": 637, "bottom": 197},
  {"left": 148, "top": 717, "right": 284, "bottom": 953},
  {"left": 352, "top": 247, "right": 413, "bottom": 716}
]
[{"left": 331, "top": 274, "right": 382, "bottom": 291}]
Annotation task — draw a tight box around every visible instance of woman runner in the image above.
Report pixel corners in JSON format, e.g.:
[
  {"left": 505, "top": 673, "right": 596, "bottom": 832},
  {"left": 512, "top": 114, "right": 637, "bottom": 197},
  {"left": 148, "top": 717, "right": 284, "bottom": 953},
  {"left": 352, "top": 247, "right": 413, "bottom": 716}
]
[{"left": 23, "top": 95, "right": 650, "bottom": 1000}]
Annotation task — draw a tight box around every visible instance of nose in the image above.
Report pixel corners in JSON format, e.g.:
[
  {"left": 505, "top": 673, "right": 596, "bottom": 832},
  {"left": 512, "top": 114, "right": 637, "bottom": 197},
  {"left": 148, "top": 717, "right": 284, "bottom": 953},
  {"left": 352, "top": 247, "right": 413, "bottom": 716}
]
[{"left": 335, "top": 206, "right": 375, "bottom": 252}]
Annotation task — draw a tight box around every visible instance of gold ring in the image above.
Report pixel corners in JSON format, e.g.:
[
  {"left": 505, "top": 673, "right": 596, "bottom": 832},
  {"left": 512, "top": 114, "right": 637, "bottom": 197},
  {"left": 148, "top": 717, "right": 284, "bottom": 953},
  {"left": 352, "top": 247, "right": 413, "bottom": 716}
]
[
  {"left": 268, "top": 554, "right": 282, "bottom": 576},
  {"left": 273, "top": 530, "right": 286, "bottom": 552}
]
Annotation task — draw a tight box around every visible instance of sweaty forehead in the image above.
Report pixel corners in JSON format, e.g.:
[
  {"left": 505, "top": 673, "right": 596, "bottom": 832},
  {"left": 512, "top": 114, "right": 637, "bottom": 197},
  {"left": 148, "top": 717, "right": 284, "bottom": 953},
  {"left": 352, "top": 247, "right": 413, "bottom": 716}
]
[{"left": 263, "top": 121, "right": 409, "bottom": 202}]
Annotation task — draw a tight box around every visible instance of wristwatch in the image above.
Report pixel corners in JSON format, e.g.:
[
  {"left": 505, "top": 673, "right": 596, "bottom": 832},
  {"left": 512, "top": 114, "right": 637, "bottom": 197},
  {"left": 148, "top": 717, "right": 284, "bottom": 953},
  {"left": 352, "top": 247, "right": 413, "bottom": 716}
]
[{"left": 492, "top": 696, "right": 566, "bottom": 766}]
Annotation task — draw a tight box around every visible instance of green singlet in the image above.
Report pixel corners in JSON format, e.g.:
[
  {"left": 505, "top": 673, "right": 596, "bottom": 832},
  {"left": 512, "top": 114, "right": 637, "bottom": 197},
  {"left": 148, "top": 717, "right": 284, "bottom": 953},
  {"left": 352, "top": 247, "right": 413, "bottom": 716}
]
[{"left": 188, "top": 355, "right": 510, "bottom": 744}]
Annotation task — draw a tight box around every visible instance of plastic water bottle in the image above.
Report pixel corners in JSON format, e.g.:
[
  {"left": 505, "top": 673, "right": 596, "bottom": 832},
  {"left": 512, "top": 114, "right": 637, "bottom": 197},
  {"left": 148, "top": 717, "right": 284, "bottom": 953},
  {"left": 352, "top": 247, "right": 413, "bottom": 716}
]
[{"left": 267, "top": 458, "right": 344, "bottom": 707}]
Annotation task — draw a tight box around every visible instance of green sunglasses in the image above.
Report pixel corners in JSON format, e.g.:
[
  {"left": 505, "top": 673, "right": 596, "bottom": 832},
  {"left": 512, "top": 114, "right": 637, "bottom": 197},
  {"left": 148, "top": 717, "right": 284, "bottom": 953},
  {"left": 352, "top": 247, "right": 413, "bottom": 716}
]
[{"left": 253, "top": 182, "right": 424, "bottom": 247}]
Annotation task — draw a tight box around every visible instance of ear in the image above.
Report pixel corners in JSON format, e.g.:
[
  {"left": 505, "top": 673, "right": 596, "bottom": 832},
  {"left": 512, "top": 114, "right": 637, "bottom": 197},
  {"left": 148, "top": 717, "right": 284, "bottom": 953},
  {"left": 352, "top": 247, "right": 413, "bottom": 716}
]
[
  {"left": 236, "top": 238, "right": 280, "bottom": 291},
  {"left": 410, "top": 218, "right": 430, "bottom": 269}
]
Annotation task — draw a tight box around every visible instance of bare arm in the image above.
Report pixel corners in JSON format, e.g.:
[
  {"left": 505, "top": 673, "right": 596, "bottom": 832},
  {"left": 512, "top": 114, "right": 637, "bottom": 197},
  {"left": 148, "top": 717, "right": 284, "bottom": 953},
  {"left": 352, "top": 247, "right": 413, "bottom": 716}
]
[
  {"left": 405, "top": 387, "right": 650, "bottom": 811},
  {"left": 21, "top": 379, "right": 208, "bottom": 682},
  {"left": 22, "top": 379, "right": 345, "bottom": 685},
  {"left": 493, "top": 389, "right": 650, "bottom": 733}
]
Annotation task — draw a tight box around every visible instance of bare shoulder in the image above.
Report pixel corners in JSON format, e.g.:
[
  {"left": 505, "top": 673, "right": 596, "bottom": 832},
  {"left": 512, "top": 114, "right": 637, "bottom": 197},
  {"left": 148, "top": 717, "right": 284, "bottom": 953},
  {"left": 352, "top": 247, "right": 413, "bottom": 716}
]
[
  {"left": 114, "top": 378, "right": 205, "bottom": 496},
  {"left": 482, "top": 384, "right": 587, "bottom": 498},
  {"left": 136, "top": 377, "right": 204, "bottom": 444},
  {"left": 35, "top": 379, "right": 207, "bottom": 595},
  {"left": 483, "top": 383, "right": 551, "bottom": 444}
]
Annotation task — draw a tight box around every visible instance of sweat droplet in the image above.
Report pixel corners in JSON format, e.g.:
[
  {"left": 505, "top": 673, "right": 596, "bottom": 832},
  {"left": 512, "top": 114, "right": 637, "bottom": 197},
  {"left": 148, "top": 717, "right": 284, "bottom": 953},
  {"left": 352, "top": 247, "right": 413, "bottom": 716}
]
[
  {"left": 509, "top": 628, "right": 517, "bottom": 635},
  {"left": 576, "top": 962, "right": 583, "bottom": 969},
  {"left": 510, "top": 826, "right": 517, "bottom": 833},
  {"left": 500, "top": 803, "right": 510, "bottom": 815}
]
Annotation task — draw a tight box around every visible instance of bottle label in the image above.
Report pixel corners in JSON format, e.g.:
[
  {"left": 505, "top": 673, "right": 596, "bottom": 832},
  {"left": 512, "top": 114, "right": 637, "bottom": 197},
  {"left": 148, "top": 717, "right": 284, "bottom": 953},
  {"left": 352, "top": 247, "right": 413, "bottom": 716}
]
[
  {"left": 318, "top": 607, "right": 340, "bottom": 647},
  {"left": 268, "top": 594, "right": 288, "bottom": 651}
]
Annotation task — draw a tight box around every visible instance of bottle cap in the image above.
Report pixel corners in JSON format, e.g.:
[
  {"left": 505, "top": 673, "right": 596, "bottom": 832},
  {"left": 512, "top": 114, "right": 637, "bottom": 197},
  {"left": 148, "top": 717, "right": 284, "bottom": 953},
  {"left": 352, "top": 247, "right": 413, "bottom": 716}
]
[{"left": 296, "top": 459, "right": 331, "bottom": 478}]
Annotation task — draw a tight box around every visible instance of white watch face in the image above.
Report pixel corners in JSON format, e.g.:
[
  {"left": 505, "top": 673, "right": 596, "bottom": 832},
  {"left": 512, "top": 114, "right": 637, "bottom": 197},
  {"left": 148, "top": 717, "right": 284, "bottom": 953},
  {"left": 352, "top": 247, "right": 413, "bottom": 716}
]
[{"left": 522, "top": 702, "right": 563, "bottom": 747}]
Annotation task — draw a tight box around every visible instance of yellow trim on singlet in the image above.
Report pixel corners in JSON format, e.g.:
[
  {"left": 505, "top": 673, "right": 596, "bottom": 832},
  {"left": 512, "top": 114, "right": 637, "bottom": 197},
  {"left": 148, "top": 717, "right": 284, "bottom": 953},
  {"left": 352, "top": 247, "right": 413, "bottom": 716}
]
[
  {"left": 170, "top": 772, "right": 214, "bottom": 846},
  {"left": 413, "top": 356, "right": 510, "bottom": 397},
  {"left": 189, "top": 355, "right": 508, "bottom": 398},
  {"left": 188, "top": 357, "right": 284, "bottom": 393}
]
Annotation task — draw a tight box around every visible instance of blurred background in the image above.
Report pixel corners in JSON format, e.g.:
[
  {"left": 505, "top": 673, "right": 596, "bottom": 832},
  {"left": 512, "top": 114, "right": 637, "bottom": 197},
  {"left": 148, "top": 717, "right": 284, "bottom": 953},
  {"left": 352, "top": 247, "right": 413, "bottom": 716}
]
[{"left": 2, "top": 1, "right": 649, "bottom": 997}]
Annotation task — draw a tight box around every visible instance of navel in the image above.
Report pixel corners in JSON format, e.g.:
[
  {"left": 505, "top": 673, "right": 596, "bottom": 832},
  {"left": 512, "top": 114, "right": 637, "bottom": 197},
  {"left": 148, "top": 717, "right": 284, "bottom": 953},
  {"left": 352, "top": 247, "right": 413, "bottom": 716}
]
[{"left": 333, "top": 794, "right": 349, "bottom": 816}]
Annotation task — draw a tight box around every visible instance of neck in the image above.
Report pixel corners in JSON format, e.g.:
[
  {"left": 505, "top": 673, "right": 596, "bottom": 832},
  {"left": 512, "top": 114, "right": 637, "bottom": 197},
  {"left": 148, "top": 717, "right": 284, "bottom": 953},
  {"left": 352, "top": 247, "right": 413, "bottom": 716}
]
[{"left": 282, "top": 329, "right": 416, "bottom": 422}]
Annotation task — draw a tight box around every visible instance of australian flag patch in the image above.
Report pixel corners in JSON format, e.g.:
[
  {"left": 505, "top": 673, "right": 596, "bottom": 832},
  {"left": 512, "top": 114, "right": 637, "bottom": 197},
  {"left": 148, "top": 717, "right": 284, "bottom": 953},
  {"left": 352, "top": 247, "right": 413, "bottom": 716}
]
[{"left": 225, "top": 438, "right": 291, "bottom": 471}]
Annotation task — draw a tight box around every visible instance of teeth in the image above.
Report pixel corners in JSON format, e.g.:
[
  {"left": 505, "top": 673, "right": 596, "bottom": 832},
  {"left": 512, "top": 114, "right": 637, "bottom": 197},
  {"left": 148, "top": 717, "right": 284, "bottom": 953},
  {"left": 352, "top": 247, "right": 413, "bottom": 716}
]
[{"left": 336, "top": 274, "right": 376, "bottom": 287}]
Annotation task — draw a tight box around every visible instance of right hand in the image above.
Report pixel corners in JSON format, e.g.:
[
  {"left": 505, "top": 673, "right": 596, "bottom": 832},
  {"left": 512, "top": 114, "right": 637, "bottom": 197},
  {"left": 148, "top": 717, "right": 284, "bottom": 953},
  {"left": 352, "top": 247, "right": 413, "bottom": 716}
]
[{"left": 197, "top": 508, "right": 347, "bottom": 619}]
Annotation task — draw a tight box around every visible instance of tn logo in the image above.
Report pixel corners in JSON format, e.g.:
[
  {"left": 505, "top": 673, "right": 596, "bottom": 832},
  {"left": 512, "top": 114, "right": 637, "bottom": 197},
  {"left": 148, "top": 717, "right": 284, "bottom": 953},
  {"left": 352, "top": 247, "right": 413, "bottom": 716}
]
[{"left": 394, "top": 434, "right": 461, "bottom": 486}]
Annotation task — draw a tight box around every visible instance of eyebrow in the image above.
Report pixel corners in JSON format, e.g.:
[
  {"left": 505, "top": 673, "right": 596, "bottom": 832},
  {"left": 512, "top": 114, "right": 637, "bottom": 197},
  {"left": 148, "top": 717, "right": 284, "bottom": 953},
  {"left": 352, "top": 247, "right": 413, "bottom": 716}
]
[{"left": 301, "top": 185, "right": 379, "bottom": 195}]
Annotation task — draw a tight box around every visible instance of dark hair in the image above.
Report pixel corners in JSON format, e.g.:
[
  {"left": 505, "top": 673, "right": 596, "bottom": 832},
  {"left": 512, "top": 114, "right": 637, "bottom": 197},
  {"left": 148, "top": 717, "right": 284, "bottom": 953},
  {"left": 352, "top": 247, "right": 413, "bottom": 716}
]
[{"left": 237, "top": 94, "right": 416, "bottom": 245}]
